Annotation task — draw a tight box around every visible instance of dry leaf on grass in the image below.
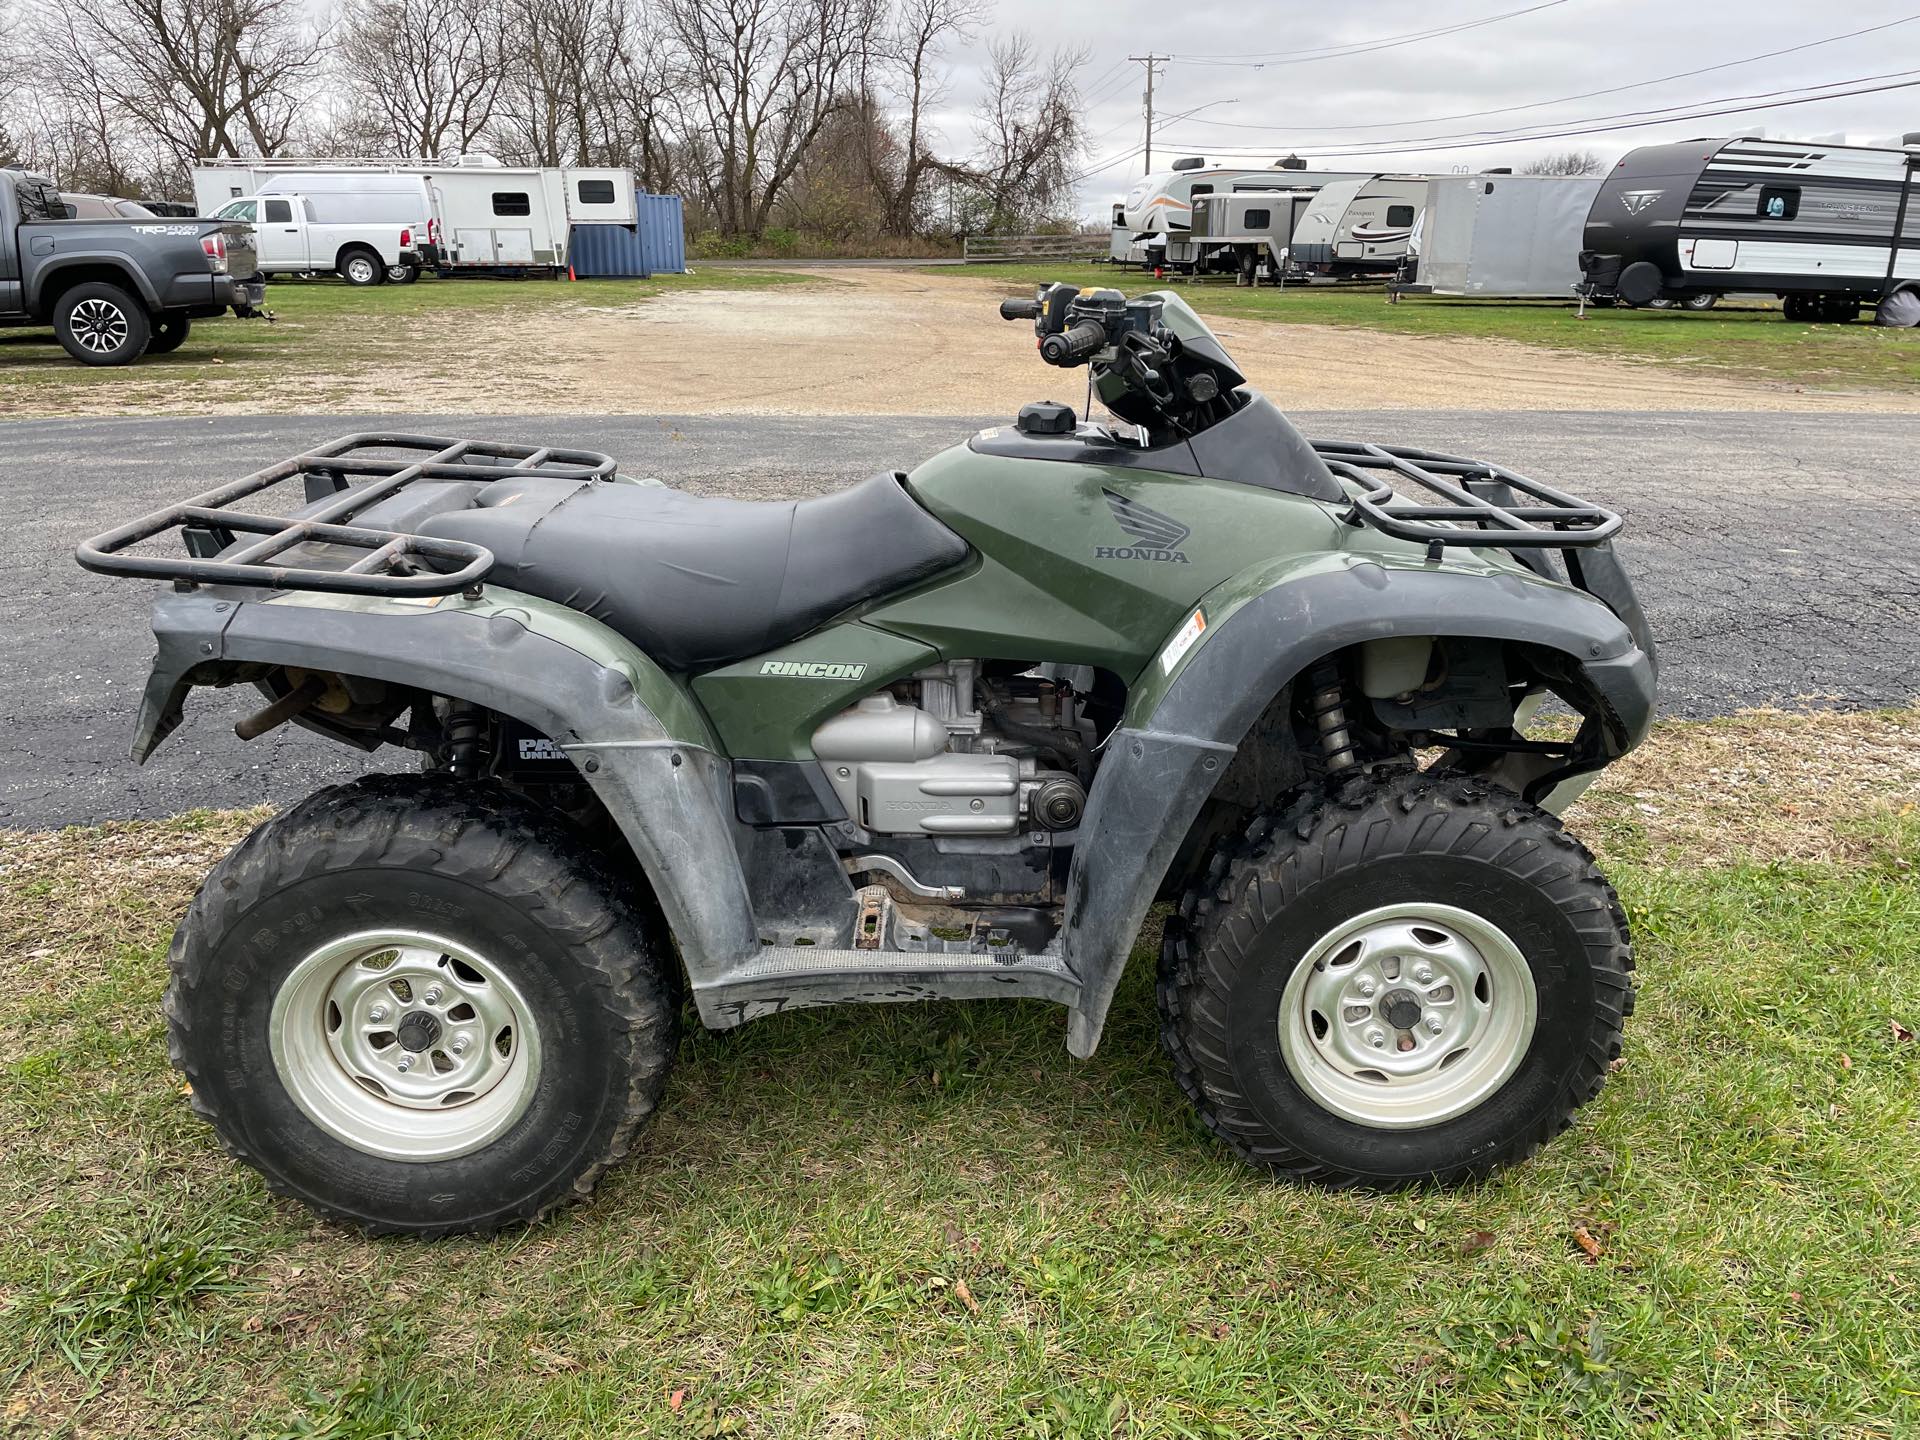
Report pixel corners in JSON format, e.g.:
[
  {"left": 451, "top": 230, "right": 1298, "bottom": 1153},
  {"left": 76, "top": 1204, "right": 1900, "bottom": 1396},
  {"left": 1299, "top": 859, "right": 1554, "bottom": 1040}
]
[
  {"left": 1573, "top": 1225, "right": 1604, "bottom": 1262},
  {"left": 954, "top": 1278, "right": 980, "bottom": 1314}
]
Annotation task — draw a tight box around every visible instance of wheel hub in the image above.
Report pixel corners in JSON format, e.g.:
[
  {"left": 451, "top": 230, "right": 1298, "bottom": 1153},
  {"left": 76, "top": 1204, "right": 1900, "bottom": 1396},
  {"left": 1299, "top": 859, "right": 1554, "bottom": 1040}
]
[
  {"left": 1276, "top": 903, "right": 1538, "bottom": 1130},
  {"left": 269, "top": 929, "right": 543, "bottom": 1161}
]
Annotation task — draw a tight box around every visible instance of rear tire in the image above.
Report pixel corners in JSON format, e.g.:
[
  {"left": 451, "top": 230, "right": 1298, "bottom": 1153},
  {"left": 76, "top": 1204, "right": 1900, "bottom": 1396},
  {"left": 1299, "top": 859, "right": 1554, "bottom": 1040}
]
[
  {"left": 165, "top": 774, "right": 679, "bottom": 1235},
  {"left": 339, "top": 248, "right": 385, "bottom": 286},
  {"left": 147, "top": 315, "right": 191, "bottom": 354},
  {"left": 52, "top": 281, "right": 151, "bottom": 365},
  {"left": 1157, "top": 768, "right": 1633, "bottom": 1187},
  {"left": 387, "top": 263, "right": 421, "bottom": 285}
]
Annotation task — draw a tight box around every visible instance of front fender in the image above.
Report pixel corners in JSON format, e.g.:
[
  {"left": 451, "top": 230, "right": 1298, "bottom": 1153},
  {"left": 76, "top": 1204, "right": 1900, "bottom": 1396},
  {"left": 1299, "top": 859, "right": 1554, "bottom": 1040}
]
[
  {"left": 135, "top": 587, "right": 760, "bottom": 983},
  {"left": 1058, "top": 551, "right": 1656, "bottom": 1057}
]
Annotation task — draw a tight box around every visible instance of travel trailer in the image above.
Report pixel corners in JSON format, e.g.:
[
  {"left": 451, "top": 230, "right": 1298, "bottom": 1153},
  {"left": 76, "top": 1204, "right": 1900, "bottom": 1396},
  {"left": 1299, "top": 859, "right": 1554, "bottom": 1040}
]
[
  {"left": 1578, "top": 135, "right": 1920, "bottom": 322},
  {"left": 1287, "top": 175, "right": 1428, "bottom": 277},
  {"left": 1110, "top": 157, "right": 1370, "bottom": 269},
  {"left": 1395, "top": 174, "right": 1604, "bottom": 299},
  {"left": 1187, "top": 190, "right": 1319, "bottom": 283},
  {"left": 193, "top": 158, "right": 640, "bottom": 275}
]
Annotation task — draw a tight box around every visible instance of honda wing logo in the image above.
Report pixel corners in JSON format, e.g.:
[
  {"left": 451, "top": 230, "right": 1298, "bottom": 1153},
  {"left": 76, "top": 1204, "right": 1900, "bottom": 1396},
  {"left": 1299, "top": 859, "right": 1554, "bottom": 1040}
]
[
  {"left": 1619, "top": 189, "right": 1663, "bottom": 216},
  {"left": 1097, "top": 489, "right": 1191, "bottom": 564}
]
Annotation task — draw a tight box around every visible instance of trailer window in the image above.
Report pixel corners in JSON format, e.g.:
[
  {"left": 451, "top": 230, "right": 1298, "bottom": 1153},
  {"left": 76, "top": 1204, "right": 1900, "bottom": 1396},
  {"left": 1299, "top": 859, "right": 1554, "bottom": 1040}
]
[
  {"left": 492, "top": 191, "right": 532, "bottom": 217},
  {"left": 1243, "top": 208, "right": 1271, "bottom": 228},
  {"left": 1386, "top": 204, "right": 1416, "bottom": 227},
  {"left": 1189, "top": 185, "right": 1213, "bottom": 198},
  {"left": 576, "top": 179, "right": 615, "bottom": 205},
  {"left": 1759, "top": 186, "right": 1799, "bottom": 221},
  {"left": 262, "top": 199, "right": 292, "bottom": 224}
]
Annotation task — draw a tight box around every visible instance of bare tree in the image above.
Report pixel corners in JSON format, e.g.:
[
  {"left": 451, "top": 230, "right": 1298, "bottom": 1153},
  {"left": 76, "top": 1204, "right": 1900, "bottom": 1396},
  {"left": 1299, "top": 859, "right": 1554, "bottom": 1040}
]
[
  {"left": 1523, "top": 149, "right": 1604, "bottom": 177},
  {"left": 335, "top": 0, "right": 506, "bottom": 158},
  {"left": 962, "top": 34, "right": 1083, "bottom": 233},
  {"left": 663, "top": 0, "right": 880, "bottom": 236},
  {"left": 487, "top": 0, "right": 634, "bottom": 166},
  {"left": 28, "top": 0, "right": 326, "bottom": 171},
  {"left": 857, "top": 0, "right": 984, "bottom": 236}
]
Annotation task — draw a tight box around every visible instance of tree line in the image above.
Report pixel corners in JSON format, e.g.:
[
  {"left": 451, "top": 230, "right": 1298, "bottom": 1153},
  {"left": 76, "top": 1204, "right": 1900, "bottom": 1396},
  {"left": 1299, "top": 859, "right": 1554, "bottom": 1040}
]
[{"left": 0, "top": 0, "right": 1087, "bottom": 240}]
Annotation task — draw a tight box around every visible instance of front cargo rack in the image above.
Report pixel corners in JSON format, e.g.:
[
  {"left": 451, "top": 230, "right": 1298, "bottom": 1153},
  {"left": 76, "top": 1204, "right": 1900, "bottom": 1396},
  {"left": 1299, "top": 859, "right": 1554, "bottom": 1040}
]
[
  {"left": 1310, "top": 439, "right": 1621, "bottom": 559},
  {"left": 76, "top": 433, "right": 616, "bottom": 596}
]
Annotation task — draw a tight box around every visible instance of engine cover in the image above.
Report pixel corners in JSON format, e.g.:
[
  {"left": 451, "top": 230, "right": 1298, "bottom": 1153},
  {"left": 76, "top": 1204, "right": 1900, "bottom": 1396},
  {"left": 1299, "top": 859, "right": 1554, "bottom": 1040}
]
[{"left": 835, "top": 752, "right": 1022, "bottom": 835}]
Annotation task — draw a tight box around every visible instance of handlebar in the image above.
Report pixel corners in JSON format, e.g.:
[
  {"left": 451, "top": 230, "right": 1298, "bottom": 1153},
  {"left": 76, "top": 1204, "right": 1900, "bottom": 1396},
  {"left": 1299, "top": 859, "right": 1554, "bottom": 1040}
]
[
  {"left": 1039, "top": 321, "right": 1107, "bottom": 366},
  {"left": 999, "top": 297, "right": 1042, "bottom": 320}
]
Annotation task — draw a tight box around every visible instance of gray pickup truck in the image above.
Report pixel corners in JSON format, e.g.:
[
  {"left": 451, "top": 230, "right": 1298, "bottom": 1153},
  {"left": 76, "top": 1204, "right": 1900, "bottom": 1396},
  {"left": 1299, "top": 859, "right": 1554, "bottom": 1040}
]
[{"left": 1, "top": 168, "right": 266, "bottom": 366}]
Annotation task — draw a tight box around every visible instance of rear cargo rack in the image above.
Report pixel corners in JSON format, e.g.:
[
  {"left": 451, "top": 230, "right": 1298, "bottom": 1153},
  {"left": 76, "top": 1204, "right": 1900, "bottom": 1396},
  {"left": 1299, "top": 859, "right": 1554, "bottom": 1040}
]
[
  {"left": 1311, "top": 439, "right": 1620, "bottom": 559},
  {"left": 76, "top": 433, "right": 616, "bottom": 597}
]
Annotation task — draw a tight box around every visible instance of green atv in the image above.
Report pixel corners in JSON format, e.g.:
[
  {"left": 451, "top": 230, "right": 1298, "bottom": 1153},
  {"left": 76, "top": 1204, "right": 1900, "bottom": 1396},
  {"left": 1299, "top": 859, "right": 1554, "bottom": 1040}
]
[{"left": 79, "top": 283, "right": 1655, "bottom": 1235}]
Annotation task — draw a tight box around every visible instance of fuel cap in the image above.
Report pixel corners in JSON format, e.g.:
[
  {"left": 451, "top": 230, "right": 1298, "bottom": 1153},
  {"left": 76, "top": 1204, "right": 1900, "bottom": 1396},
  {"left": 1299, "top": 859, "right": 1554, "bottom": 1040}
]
[{"left": 1016, "top": 400, "right": 1077, "bottom": 436}]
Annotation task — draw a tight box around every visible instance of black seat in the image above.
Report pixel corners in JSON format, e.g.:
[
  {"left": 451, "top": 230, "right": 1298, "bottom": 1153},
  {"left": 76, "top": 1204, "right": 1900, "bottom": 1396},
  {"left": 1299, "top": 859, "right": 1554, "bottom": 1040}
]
[{"left": 417, "top": 473, "right": 969, "bottom": 671}]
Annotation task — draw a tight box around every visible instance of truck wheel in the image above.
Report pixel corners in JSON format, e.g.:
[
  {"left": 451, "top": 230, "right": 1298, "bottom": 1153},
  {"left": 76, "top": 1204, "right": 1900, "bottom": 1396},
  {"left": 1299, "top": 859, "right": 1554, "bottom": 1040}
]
[
  {"left": 147, "top": 315, "right": 192, "bottom": 354},
  {"left": 339, "top": 248, "right": 385, "bottom": 287},
  {"left": 165, "top": 773, "right": 679, "bottom": 1235},
  {"left": 1783, "top": 294, "right": 1810, "bottom": 322},
  {"left": 53, "top": 281, "right": 151, "bottom": 365},
  {"left": 387, "top": 263, "right": 421, "bottom": 285},
  {"left": 1680, "top": 292, "right": 1717, "bottom": 311},
  {"left": 1158, "top": 768, "right": 1633, "bottom": 1187}
]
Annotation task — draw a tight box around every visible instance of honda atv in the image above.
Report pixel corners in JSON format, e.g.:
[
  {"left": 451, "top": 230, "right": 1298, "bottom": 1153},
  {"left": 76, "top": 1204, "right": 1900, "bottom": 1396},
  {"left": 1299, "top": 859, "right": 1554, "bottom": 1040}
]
[{"left": 78, "top": 282, "right": 1656, "bottom": 1235}]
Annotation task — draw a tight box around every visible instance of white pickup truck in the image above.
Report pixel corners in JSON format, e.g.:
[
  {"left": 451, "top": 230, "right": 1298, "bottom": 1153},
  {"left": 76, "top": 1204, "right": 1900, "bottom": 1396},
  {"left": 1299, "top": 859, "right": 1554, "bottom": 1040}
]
[{"left": 211, "top": 193, "right": 426, "bottom": 287}]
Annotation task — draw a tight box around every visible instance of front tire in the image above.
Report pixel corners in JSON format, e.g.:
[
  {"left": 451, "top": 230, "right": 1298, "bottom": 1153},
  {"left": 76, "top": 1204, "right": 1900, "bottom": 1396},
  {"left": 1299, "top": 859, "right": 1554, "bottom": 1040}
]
[
  {"left": 53, "top": 281, "right": 151, "bottom": 365},
  {"left": 165, "top": 774, "right": 679, "bottom": 1235},
  {"left": 1158, "top": 768, "right": 1632, "bottom": 1187}
]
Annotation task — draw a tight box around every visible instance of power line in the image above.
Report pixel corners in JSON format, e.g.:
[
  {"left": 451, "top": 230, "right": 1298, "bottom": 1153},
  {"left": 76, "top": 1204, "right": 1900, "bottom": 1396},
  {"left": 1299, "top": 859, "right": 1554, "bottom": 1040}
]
[
  {"left": 1168, "top": 0, "right": 1567, "bottom": 67},
  {"left": 1170, "top": 13, "right": 1920, "bottom": 135},
  {"left": 1153, "top": 70, "right": 1920, "bottom": 161}
]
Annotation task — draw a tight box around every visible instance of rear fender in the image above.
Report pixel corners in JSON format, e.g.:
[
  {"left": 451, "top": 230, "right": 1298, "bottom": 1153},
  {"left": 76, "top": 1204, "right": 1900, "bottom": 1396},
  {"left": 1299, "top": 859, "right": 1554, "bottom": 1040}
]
[
  {"left": 29, "top": 254, "right": 160, "bottom": 312},
  {"left": 1058, "top": 550, "right": 1656, "bottom": 1057},
  {"left": 136, "top": 586, "right": 761, "bottom": 983}
]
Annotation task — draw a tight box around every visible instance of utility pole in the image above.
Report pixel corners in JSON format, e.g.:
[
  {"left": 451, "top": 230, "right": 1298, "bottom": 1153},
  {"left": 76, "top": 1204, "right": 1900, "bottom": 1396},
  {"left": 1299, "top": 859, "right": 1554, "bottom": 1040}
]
[{"left": 1128, "top": 53, "right": 1169, "bottom": 173}]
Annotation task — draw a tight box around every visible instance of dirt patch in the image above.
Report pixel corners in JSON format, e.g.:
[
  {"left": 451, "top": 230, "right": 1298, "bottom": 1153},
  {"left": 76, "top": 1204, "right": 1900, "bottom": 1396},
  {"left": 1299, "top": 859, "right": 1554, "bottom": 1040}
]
[
  {"left": 545, "top": 267, "right": 1920, "bottom": 416},
  {"left": 1570, "top": 706, "right": 1920, "bottom": 867}
]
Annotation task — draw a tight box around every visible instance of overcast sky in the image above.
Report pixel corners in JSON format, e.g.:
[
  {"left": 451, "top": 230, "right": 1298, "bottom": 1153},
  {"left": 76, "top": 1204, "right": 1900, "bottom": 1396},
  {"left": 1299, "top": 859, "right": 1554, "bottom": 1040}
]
[{"left": 915, "top": 0, "right": 1920, "bottom": 219}]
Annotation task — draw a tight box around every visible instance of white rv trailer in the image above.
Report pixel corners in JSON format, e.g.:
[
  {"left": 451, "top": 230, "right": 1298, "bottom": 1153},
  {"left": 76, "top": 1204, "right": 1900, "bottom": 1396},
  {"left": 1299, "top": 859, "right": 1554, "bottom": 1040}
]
[
  {"left": 1393, "top": 174, "right": 1604, "bottom": 299},
  {"left": 192, "top": 158, "right": 638, "bottom": 273},
  {"left": 1287, "top": 174, "right": 1428, "bottom": 277},
  {"left": 1187, "top": 190, "right": 1319, "bottom": 283},
  {"left": 1110, "top": 158, "right": 1371, "bottom": 269}
]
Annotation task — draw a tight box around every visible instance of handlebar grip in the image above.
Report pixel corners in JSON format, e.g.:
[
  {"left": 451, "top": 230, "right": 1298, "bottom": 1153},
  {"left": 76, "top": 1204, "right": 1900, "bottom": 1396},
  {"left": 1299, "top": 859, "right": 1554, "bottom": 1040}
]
[
  {"left": 999, "top": 297, "right": 1042, "bottom": 320},
  {"left": 1039, "top": 321, "right": 1107, "bottom": 365}
]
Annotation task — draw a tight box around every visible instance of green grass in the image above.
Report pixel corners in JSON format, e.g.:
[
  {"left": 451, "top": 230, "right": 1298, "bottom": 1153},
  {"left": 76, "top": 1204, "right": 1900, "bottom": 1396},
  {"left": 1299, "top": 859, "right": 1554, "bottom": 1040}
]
[
  {"left": 0, "top": 269, "right": 812, "bottom": 411},
  {"left": 2, "top": 745, "right": 1918, "bottom": 1437},
  {"left": 942, "top": 262, "right": 1920, "bottom": 393}
]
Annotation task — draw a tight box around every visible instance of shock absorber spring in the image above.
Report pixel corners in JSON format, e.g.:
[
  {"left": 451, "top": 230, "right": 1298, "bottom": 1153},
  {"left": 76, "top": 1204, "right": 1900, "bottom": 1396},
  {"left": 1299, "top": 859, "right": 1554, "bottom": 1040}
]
[
  {"left": 1309, "top": 664, "right": 1358, "bottom": 772},
  {"left": 445, "top": 703, "right": 485, "bottom": 779}
]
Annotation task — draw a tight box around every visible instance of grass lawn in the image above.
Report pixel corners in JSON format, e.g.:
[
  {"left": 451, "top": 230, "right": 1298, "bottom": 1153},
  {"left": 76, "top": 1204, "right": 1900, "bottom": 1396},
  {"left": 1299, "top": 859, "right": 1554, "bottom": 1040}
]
[
  {"left": 943, "top": 263, "right": 1920, "bottom": 394},
  {"left": 0, "top": 269, "right": 811, "bottom": 412},
  {"left": 2, "top": 710, "right": 1918, "bottom": 1438}
]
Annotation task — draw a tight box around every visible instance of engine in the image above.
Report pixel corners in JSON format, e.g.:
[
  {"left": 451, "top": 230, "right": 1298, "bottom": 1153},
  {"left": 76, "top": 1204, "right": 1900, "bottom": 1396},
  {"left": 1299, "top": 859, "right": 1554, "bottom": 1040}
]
[{"left": 812, "top": 661, "right": 1094, "bottom": 837}]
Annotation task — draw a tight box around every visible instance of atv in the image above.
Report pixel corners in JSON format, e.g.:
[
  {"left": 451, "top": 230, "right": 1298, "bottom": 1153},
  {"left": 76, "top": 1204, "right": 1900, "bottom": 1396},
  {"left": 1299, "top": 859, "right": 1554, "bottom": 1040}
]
[{"left": 78, "top": 282, "right": 1656, "bottom": 1235}]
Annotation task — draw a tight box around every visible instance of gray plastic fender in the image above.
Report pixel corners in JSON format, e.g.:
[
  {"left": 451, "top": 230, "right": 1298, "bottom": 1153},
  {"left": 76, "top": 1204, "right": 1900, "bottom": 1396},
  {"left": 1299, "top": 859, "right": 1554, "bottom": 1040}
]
[
  {"left": 1057, "top": 559, "right": 1656, "bottom": 1057},
  {"left": 135, "top": 588, "right": 762, "bottom": 982},
  {"left": 29, "top": 252, "right": 162, "bottom": 312}
]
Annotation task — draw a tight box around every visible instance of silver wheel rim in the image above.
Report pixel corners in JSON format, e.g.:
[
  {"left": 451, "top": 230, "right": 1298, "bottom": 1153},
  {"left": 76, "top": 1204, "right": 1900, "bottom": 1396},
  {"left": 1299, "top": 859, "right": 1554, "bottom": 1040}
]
[
  {"left": 1277, "top": 903, "right": 1537, "bottom": 1130},
  {"left": 347, "top": 256, "right": 375, "bottom": 283},
  {"left": 269, "top": 929, "right": 543, "bottom": 1161},
  {"left": 70, "top": 298, "right": 128, "bottom": 353}
]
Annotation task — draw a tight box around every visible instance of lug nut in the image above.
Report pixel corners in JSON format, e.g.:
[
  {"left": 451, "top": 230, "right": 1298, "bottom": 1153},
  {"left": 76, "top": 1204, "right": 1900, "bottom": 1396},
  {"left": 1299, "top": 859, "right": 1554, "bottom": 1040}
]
[
  {"left": 1425, "top": 1015, "right": 1444, "bottom": 1035},
  {"left": 423, "top": 985, "right": 444, "bottom": 1005},
  {"left": 368, "top": 1004, "right": 388, "bottom": 1023},
  {"left": 396, "top": 1055, "right": 413, "bottom": 1073},
  {"left": 1357, "top": 978, "right": 1377, "bottom": 997},
  {"left": 1365, "top": 1028, "right": 1387, "bottom": 1049},
  {"left": 1412, "top": 964, "right": 1434, "bottom": 984},
  {"left": 451, "top": 1036, "right": 470, "bottom": 1056}
]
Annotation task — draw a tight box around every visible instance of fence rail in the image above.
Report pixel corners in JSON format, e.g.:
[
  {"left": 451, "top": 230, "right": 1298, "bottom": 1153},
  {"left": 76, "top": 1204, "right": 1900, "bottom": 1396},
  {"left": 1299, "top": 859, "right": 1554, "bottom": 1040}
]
[{"left": 962, "top": 232, "right": 1109, "bottom": 263}]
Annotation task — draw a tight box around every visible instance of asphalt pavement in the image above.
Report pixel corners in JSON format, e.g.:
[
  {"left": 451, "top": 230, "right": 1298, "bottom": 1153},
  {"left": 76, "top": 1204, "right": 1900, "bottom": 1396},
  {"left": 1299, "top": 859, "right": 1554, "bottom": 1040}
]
[{"left": 3, "top": 409, "right": 1914, "bottom": 829}]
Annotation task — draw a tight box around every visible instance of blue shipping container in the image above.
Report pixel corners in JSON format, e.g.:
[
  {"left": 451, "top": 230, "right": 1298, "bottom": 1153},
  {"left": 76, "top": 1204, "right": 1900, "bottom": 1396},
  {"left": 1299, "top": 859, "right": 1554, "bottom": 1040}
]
[{"left": 567, "top": 193, "right": 686, "bottom": 278}]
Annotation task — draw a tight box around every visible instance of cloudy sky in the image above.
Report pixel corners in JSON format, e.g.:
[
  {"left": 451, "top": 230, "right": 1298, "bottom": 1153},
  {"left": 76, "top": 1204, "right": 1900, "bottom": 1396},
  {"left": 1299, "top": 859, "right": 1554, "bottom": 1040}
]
[{"left": 919, "top": 0, "right": 1920, "bottom": 219}]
